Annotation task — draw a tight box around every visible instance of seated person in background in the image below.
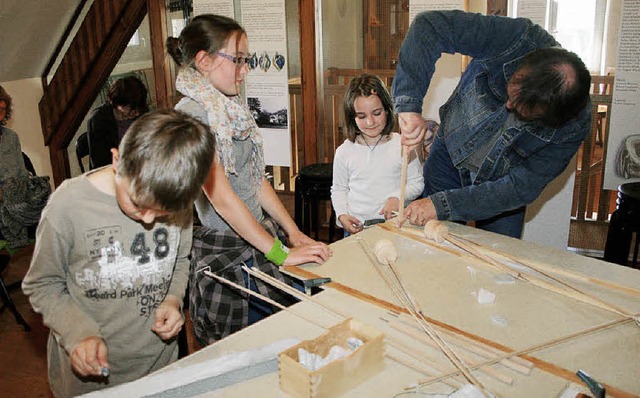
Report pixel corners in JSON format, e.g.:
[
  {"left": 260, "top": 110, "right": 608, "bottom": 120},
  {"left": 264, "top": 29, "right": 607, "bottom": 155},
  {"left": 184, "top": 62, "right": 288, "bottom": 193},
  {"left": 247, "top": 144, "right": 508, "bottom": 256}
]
[
  {"left": 331, "top": 74, "right": 423, "bottom": 236},
  {"left": 0, "top": 84, "right": 51, "bottom": 250},
  {"left": 393, "top": 10, "right": 592, "bottom": 238},
  {"left": 87, "top": 76, "right": 149, "bottom": 169},
  {"left": 22, "top": 110, "right": 215, "bottom": 397}
]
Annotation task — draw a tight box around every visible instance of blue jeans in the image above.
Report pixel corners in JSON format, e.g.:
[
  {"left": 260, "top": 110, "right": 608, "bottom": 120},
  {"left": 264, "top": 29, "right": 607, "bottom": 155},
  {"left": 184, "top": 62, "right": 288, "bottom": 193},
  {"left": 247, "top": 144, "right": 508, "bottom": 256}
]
[
  {"left": 424, "top": 137, "right": 525, "bottom": 239},
  {"left": 242, "top": 259, "right": 273, "bottom": 325},
  {"left": 242, "top": 258, "right": 306, "bottom": 325}
]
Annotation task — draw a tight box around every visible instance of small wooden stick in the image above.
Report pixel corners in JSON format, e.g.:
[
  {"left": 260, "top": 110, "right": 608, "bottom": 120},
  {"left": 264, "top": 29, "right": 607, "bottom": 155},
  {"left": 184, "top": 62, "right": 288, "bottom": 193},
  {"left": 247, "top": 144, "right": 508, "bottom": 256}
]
[
  {"left": 386, "top": 339, "right": 465, "bottom": 387},
  {"left": 445, "top": 235, "right": 633, "bottom": 317},
  {"left": 422, "top": 222, "right": 633, "bottom": 317},
  {"left": 203, "top": 270, "right": 327, "bottom": 329},
  {"left": 394, "top": 313, "right": 533, "bottom": 375},
  {"left": 384, "top": 352, "right": 464, "bottom": 389},
  {"left": 389, "top": 319, "right": 514, "bottom": 385},
  {"left": 396, "top": 148, "right": 409, "bottom": 227},
  {"left": 452, "top": 233, "right": 640, "bottom": 298},
  {"left": 410, "top": 315, "right": 636, "bottom": 389},
  {"left": 358, "top": 238, "right": 490, "bottom": 395},
  {"left": 242, "top": 265, "right": 349, "bottom": 320}
]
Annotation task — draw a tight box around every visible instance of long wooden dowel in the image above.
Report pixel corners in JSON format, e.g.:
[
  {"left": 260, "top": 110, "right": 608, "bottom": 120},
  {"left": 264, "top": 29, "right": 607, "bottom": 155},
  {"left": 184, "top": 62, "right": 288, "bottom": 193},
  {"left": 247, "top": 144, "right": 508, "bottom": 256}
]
[
  {"left": 384, "top": 223, "right": 633, "bottom": 317},
  {"left": 242, "top": 265, "right": 348, "bottom": 320},
  {"left": 387, "top": 257, "right": 423, "bottom": 314},
  {"left": 386, "top": 352, "right": 463, "bottom": 390},
  {"left": 243, "top": 264, "right": 498, "bottom": 389},
  {"left": 389, "top": 319, "right": 514, "bottom": 385},
  {"left": 245, "top": 264, "right": 490, "bottom": 389},
  {"left": 385, "top": 342, "right": 463, "bottom": 389},
  {"left": 357, "top": 238, "right": 489, "bottom": 395},
  {"left": 394, "top": 313, "right": 533, "bottom": 375},
  {"left": 445, "top": 235, "right": 632, "bottom": 317},
  {"left": 202, "top": 270, "right": 327, "bottom": 329},
  {"left": 397, "top": 148, "right": 409, "bottom": 227},
  {"left": 410, "top": 316, "right": 636, "bottom": 390},
  {"left": 452, "top": 233, "right": 640, "bottom": 298}
]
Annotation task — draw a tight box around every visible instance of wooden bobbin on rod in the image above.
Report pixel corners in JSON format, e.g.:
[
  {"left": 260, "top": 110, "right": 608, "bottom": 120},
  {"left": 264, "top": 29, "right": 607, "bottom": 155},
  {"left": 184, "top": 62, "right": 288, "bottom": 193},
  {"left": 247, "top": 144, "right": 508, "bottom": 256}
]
[
  {"left": 423, "top": 220, "right": 449, "bottom": 243},
  {"left": 374, "top": 239, "right": 398, "bottom": 264}
]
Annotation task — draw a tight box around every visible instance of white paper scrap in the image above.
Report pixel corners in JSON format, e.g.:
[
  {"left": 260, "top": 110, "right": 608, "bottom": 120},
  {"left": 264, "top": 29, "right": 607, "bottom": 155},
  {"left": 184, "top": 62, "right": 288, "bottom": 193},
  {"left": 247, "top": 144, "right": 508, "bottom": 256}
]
[
  {"left": 477, "top": 288, "right": 496, "bottom": 304},
  {"left": 491, "top": 314, "right": 508, "bottom": 327},
  {"left": 494, "top": 273, "right": 516, "bottom": 284}
]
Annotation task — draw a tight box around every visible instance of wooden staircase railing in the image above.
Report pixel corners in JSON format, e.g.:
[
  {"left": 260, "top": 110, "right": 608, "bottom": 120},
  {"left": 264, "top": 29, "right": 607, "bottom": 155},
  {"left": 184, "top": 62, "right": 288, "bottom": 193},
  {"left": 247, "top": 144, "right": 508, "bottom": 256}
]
[{"left": 39, "top": 0, "right": 147, "bottom": 186}]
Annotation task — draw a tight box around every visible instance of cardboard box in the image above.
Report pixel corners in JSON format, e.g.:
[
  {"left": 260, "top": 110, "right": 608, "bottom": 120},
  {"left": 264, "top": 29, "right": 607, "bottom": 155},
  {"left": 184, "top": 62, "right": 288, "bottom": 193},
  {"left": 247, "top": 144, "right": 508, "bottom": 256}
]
[{"left": 278, "top": 318, "right": 385, "bottom": 397}]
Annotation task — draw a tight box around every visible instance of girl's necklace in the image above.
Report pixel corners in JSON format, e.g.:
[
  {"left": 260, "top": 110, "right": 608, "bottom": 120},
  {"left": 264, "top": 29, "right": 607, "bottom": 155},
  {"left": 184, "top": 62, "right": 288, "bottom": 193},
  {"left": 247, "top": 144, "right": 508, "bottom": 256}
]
[{"left": 361, "top": 134, "right": 384, "bottom": 151}]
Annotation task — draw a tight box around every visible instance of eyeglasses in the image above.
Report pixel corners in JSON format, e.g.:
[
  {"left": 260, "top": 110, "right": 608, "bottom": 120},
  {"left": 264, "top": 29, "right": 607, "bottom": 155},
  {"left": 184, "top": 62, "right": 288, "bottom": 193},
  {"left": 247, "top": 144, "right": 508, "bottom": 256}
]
[{"left": 217, "top": 52, "right": 251, "bottom": 67}]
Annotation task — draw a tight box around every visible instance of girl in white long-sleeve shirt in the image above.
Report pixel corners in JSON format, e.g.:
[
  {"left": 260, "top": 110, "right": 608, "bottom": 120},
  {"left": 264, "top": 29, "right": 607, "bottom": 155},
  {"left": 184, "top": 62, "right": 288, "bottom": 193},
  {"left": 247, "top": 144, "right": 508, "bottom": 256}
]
[{"left": 331, "top": 74, "right": 423, "bottom": 235}]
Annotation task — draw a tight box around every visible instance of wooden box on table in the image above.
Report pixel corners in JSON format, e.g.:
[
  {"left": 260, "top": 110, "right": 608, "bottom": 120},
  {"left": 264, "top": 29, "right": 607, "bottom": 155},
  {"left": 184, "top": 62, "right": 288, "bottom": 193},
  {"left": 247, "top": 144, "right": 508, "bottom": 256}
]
[{"left": 278, "top": 318, "right": 385, "bottom": 398}]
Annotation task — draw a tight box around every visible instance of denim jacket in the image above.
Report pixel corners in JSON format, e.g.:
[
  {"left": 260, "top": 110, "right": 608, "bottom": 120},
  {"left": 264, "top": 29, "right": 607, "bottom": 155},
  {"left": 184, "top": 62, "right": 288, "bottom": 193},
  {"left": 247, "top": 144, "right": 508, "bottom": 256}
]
[{"left": 392, "top": 11, "right": 592, "bottom": 221}]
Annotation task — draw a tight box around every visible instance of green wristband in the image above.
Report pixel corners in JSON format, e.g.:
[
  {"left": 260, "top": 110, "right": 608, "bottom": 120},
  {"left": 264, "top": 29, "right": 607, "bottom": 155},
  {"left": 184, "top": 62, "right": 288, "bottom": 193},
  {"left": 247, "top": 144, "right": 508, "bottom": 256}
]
[{"left": 265, "top": 238, "right": 290, "bottom": 266}]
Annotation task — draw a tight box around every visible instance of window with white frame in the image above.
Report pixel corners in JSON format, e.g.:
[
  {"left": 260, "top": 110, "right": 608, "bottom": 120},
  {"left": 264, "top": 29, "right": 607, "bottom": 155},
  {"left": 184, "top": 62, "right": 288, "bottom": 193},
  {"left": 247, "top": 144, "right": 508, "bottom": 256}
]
[{"left": 513, "top": 0, "right": 609, "bottom": 73}]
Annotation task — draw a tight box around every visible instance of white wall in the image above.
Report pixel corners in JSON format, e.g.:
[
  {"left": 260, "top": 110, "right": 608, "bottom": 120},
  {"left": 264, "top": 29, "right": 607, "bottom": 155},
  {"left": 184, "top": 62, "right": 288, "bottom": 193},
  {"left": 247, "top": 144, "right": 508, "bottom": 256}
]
[
  {"left": 522, "top": 158, "right": 577, "bottom": 250},
  {"left": 1, "top": 78, "right": 53, "bottom": 186}
]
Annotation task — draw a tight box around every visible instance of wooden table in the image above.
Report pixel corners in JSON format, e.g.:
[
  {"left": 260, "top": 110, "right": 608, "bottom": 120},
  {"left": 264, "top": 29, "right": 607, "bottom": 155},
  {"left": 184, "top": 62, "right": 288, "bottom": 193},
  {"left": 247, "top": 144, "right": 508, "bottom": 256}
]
[{"left": 92, "top": 222, "right": 640, "bottom": 397}]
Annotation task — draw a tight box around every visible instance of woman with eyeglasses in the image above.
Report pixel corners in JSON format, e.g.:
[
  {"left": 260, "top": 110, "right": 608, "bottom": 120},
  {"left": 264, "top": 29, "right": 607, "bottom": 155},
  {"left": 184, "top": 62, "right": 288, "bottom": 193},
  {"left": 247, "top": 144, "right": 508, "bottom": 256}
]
[
  {"left": 87, "top": 76, "right": 149, "bottom": 169},
  {"left": 166, "top": 14, "right": 331, "bottom": 347}
]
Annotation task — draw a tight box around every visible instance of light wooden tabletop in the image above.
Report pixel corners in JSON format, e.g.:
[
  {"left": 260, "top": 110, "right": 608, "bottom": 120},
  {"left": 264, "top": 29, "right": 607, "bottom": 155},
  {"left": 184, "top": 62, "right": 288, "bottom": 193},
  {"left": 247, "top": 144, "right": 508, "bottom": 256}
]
[{"left": 91, "top": 222, "right": 640, "bottom": 397}]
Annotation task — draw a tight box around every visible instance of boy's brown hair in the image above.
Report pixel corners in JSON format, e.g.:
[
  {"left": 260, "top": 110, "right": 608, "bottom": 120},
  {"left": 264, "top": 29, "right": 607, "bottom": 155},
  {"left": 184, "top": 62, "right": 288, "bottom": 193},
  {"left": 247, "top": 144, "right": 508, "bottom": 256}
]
[{"left": 117, "top": 109, "right": 215, "bottom": 212}]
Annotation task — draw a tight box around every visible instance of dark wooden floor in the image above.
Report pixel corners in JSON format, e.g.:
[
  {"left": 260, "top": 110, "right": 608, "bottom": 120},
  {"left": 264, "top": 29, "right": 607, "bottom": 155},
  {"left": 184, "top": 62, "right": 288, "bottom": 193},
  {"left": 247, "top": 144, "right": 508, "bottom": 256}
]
[{"left": 0, "top": 245, "right": 52, "bottom": 398}]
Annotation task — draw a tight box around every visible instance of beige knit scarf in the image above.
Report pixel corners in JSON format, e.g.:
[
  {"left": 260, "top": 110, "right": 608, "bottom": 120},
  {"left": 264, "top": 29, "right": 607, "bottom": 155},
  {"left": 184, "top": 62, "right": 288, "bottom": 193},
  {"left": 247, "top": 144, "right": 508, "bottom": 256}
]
[{"left": 176, "top": 67, "right": 264, "bottom": 188}]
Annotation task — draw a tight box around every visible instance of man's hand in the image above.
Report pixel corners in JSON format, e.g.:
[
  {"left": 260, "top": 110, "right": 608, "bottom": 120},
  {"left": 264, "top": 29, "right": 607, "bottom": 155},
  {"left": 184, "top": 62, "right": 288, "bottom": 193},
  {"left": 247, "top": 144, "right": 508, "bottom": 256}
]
[
  {"left": 338, "top": 214, "right": 363, "bottom": 234},
  {"left": 403, "top": 198, "right": 437, "bottom": 226},
  {"left": 152, "top": 295, "right": 184, "bottom": 341},
  {"left": 70, "top": 336, "right": 109, "bottom": 377},
  {"left": 398, "top": 112, "right": 429, "bottom": 151}
]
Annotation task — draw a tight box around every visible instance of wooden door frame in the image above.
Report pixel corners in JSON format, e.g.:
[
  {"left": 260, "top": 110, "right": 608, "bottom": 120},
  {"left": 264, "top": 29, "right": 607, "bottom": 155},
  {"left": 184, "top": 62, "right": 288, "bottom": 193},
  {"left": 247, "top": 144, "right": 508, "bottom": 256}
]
[
  {"left": 148, "top": 0, "right": 171, "bottom": 110},
  {"left": 298, "top": 0, "right": 318, "bottom": 166}
]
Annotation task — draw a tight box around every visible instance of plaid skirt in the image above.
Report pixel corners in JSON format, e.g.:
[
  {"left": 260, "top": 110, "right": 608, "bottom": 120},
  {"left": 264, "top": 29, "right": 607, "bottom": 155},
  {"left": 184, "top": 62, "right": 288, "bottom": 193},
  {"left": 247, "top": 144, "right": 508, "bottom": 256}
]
[{"left": 189, "top": 217, "right": 298, "bottom": 346}]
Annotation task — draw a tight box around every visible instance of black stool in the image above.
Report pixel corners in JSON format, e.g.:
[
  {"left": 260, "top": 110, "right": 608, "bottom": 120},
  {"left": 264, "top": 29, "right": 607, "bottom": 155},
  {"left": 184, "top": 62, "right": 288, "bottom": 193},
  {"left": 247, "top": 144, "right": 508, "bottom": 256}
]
[
  {"left": 604, "top": 182, "right": 640, "bottom": 268},
  {"left": 294, "top": 163, "right": 337, "bottom": 242}
]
